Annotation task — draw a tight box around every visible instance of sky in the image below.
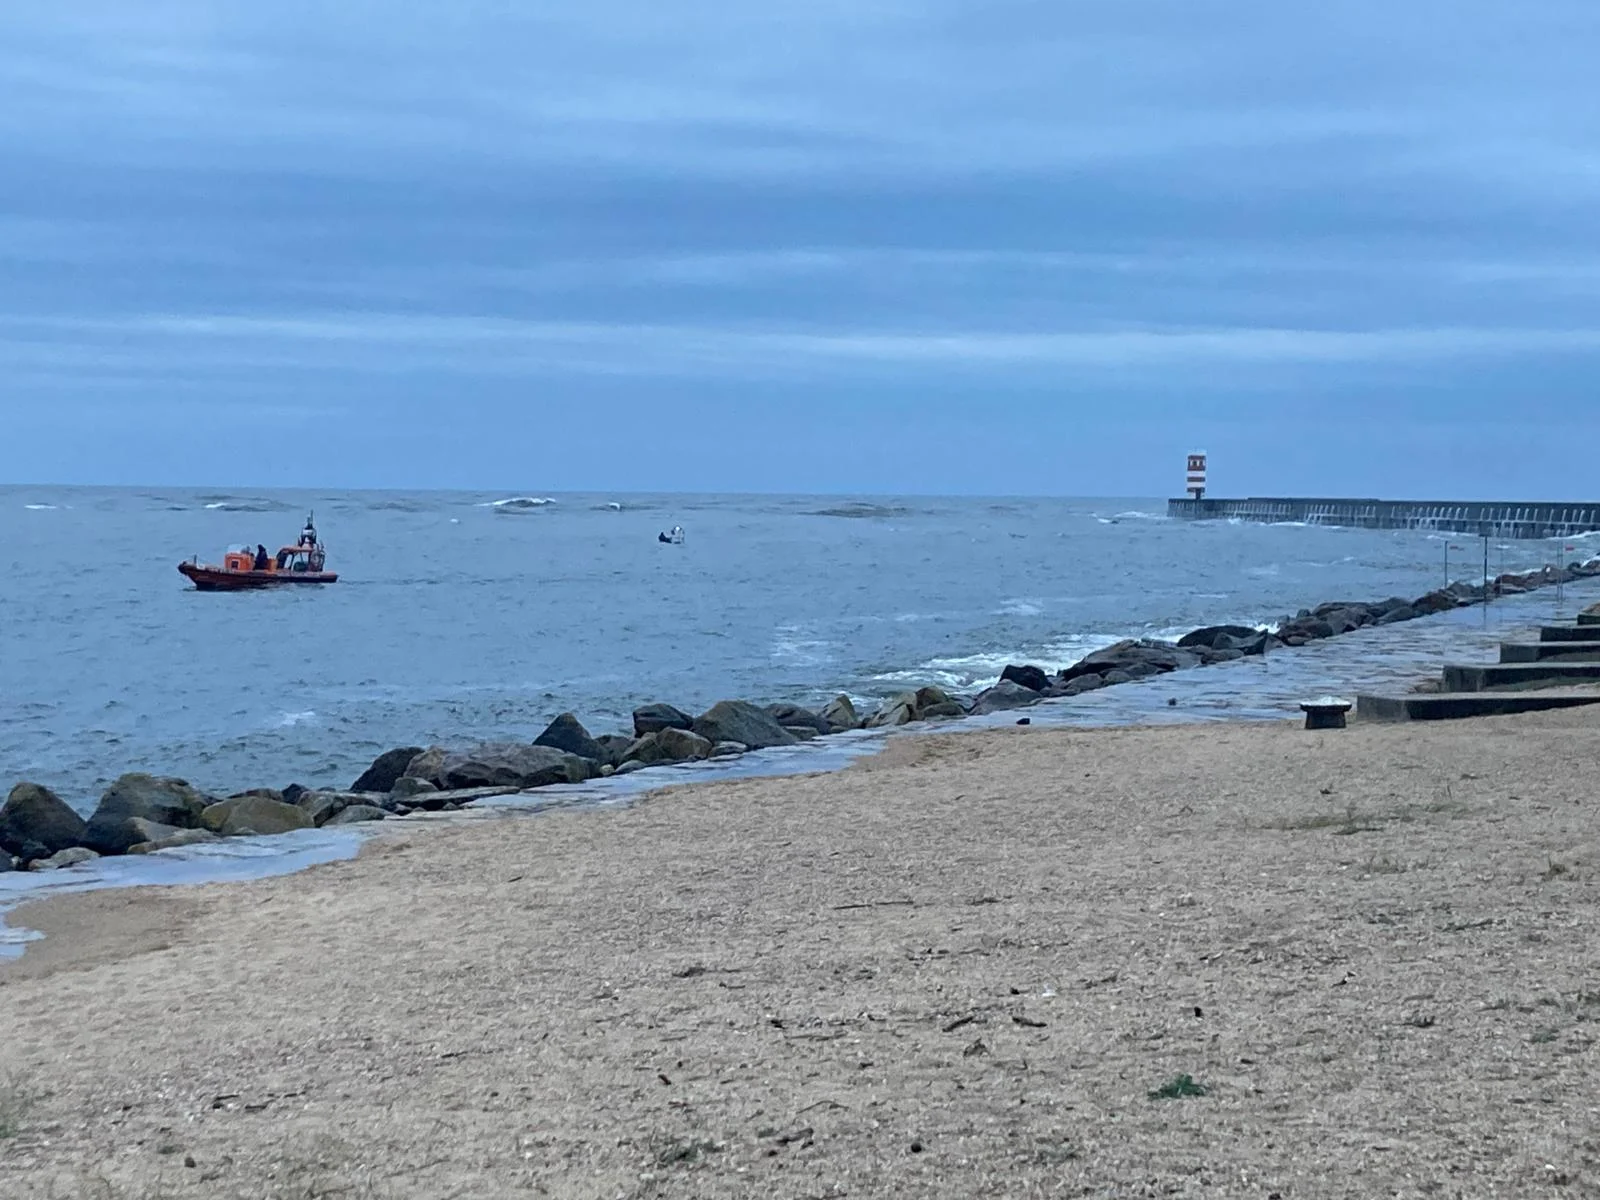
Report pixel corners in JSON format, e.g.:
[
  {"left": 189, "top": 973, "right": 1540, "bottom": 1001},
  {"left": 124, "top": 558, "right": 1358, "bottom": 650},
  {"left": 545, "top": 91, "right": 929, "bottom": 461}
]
[{"left": 3, "top": 1, "right": 1599, "bottom": 497}]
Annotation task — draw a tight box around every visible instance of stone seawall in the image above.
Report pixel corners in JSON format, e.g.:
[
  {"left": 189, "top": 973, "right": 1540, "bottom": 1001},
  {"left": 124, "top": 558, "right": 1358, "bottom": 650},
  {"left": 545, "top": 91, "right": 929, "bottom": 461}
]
[{"left": 1168, "top": 496, "right": 1600, "bottom": 539}]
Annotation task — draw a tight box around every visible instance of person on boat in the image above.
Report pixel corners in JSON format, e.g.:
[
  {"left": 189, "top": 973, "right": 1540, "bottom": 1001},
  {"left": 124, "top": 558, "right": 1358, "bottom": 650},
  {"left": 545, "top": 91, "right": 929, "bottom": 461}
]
[
  {"left": 299, "top": 517, "right": 317, "bottom": 547},
  {"left": 253, "top": 543, "right": 270, "bottom": 571}
]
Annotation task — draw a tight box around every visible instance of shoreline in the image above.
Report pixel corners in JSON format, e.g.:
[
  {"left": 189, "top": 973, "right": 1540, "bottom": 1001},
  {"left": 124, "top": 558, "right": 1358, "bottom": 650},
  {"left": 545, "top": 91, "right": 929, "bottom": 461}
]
[
  {"left": 3, "top": 565, "right": 1598, "bottom": 950},
  {"left": 6, "top": 554, "right": 1595, "bottom": 877},
  {"left": 3, "top": 710, "right": 1598, "bottom": 1195}
]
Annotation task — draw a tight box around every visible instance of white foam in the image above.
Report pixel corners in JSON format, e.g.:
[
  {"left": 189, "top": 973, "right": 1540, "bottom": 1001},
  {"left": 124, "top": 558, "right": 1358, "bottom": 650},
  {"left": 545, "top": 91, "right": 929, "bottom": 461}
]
[
  {"left": 486, "top": 496, "right": 556, "bottom": 509},
  {"left": 23, "top": 503, "right": 57, "bottom": 510},
  {"left": 997, "top": 598, "right": 1043, "bottom": 617},
  {"left": 276, "top": 710, "right": 316, "bottom": 728}
]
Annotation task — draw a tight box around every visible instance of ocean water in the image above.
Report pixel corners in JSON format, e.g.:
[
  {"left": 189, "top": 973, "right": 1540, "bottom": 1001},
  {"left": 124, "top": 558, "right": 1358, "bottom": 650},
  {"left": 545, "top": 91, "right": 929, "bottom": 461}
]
[{"left": 2, "top": 486, "right": 1591, "bottom": 810}]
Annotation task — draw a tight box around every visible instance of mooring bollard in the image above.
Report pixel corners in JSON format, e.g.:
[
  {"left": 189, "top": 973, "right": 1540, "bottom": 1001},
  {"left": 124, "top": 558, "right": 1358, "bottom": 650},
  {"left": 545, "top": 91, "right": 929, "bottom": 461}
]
[{"left": 1300, "top": 697, "right": 1353, "bottom": 730}]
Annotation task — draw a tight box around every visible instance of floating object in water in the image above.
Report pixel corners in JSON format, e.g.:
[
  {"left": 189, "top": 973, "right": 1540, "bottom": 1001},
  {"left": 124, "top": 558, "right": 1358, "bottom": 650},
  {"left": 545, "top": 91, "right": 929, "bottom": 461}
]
[
  {"left": 179, "top": 512, "right": 337, "bottom": 591},
  {"left": 658, "top": 525, "right": 685, "bottom": 545}
]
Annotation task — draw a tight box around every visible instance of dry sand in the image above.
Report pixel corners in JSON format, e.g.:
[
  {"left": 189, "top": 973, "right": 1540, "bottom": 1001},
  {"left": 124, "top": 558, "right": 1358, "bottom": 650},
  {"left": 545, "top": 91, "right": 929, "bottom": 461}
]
[{"left": 2, "top": 711, "right": 1599, "bottom": 1199}]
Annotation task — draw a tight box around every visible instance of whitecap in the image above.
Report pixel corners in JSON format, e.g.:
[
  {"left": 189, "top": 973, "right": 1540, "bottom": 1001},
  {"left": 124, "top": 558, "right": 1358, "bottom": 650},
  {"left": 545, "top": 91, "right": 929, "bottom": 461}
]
[
  {"left": 487, "top": 496, "right": 557, "bottom": 512},
  {"left": 276, "top": 711, "right": 317, "bottom": 728},
  {"left": 23, "top": 503, "right": 57, "bottom": 511},
  {"left": 997, "top": 598, "right": 1043, "bottom": 617}
]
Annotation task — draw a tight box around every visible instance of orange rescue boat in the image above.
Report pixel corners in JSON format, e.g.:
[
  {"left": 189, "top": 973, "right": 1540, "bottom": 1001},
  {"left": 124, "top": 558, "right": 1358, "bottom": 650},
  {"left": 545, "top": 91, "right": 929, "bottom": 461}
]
[{"left": 179, "top": 514, "right": 338, "bottom": 591}]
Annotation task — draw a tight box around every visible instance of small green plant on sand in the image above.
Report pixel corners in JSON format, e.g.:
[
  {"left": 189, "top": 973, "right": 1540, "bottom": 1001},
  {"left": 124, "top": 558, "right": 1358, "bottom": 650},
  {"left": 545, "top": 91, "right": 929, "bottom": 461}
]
[
  {"left": 0, "top": 1069, "right": 38, "bottom": 1140},
  {"left": 1148, "top": 1074, "right": 1209, "bottom": 1101}
]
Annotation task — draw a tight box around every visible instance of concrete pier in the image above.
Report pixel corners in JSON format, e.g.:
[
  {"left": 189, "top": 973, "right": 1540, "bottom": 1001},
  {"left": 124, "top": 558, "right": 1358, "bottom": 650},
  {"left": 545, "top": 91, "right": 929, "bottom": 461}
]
[{"left": 1168, "top": 496, "right": 1600, "bottom": 539}]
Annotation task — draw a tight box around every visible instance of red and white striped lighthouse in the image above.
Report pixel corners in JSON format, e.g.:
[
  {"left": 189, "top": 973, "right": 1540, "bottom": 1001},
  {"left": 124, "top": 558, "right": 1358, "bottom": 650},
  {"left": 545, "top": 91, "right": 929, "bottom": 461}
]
[{"left": 1186, "top": 452, "right": 1207, "bottom": 500}]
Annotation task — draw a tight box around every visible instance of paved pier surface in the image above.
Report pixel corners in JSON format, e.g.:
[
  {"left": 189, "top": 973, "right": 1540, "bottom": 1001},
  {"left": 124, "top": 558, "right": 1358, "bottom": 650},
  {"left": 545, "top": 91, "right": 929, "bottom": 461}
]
[{"left": 1168, "top": 496, "right": 1600, "bottom": 538}]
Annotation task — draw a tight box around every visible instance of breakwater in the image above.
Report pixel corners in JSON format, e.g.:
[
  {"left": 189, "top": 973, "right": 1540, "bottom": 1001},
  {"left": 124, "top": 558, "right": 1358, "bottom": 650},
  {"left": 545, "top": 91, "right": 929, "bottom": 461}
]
[{"left": 1168, "top": 497, "right": 1600, "bottom": 539}]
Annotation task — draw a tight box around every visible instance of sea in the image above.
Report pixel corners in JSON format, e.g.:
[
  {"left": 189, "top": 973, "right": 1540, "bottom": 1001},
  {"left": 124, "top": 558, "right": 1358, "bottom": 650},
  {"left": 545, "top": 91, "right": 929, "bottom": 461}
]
[{"left": 3, "top": 485, "right": 1597, "bottom": 815}]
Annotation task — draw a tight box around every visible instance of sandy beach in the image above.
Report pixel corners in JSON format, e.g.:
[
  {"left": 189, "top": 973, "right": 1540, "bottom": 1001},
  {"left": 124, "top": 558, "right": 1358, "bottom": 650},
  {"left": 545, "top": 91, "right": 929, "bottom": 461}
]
[{"left": 3, "top": 710, "right": 1598, "bottom": 1198}]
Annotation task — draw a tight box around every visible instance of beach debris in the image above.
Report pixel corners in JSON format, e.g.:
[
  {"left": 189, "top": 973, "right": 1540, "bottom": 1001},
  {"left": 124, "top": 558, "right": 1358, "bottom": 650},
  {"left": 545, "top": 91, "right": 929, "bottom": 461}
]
[
  {"left": 963, "top": 1039, "right": 990, "bottom": 1057},
  {"left": 942, "top": 1014, "right": 978, "bottom": 1033}
]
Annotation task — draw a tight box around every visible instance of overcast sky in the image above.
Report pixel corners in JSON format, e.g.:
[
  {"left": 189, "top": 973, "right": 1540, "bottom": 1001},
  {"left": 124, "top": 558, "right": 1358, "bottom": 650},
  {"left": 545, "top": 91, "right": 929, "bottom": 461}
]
[{"left": 4, "top": 1, "right": 1598, "bottom": 496}]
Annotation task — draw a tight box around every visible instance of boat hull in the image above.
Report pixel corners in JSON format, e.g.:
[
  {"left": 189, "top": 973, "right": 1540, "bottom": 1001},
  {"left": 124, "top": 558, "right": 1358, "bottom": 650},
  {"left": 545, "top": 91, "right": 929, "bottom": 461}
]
[{"left": 179, "top": 563, "right": 338, "bottom": 591}]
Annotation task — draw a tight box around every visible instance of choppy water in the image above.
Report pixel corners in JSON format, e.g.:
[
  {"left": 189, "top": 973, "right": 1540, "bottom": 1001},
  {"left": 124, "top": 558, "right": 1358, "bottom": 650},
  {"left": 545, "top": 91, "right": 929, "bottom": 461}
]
[{"left": 3, "top": 485, "right": 1594, "bottom": 810}]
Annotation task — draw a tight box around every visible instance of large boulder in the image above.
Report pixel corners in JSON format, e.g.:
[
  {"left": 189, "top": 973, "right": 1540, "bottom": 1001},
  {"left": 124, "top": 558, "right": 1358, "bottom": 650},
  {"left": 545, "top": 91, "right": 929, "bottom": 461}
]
[
  {"left": 296, "top": 790, "right": 356, "bottom": 826},
  {"left": 201, "top": 796, "right": 315, "bottom": 837},
  {"left": 1175, "top": 625, "right": 1259, "bottom": 651},
  {"left": 1062, "top": 640, "right": 1199, "bottom": 682},
  {"left": 1214, "top": 630, "right": 1271, "bottom": 656},
  {"left": 819, "top": 695, "right": 861, "bottom": 732},
  {"left": 1319, "top": 607, "right": 1371, "bottom": 636},
  {"left": 632, "top": 703, "right": 694, "bottom": 738},
  {"left": 389, "top": 777, "right": 438, "bottom": 801},
  {"left": 865, "top": 685, "right": 964, "bottom": 727},
  {"left": 764, "top": 704, "right": 831, "bottom": 736},
  {"left": 623, "top": 728, "right": 714, "bottom": 764},
  {"left": 0, "top": 783, "right": 88, "bottom": 861},
  {"left": 971, "top": 679, "right": 1043, "bottom": 715},
  {"left": 591, "top": 735, "right": 634, "bottom": 768},
  {"left": 130, "top": 828, "right": 220, "bottom": 854},
  {"left": 350, "top": 747, "right": 425, "bottom": 794},
  {"left": 534, "top": 713, "right": 605, "bottom": 761},
  {"left": 692, "top": 701, "right": 801, "bottom": 750},
  {"left": 31, "top": 847, "right": 99, "bottom": 871},
  {"left": 82, "top": 774, "right": 207, "bottom": 856},
  {"left": 327, "top": 805, "right": 387, "bottom": 825},
  {"left": 412, "top": 744, "right": 592, "bottom": 791},
  {"left": 999, "top": 664, "right": 1050, "bottom": 693},
  {"left": 1413, "top": 589, "right": 1460, "bottom": 616},
  {"left": 1377, "top": 605, "right": 1416, "bottom": 626}
]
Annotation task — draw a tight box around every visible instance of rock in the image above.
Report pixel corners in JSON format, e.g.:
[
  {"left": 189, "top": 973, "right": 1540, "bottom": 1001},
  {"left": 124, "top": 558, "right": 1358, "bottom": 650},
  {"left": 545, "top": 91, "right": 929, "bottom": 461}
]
[
  {"left": 228, "top": 787, "right": 286, "bottom": 804},
  {"left": 1377, "top": 605, "right": 1416, "bottom": 625},
  {"left": 1413, "top": 590, "right": 1460, "bottom": 615},
  {"left": 1062, "top": 640, "right": 1199, "bottom": 682},
  {"left": 632, "top": 703, "right": 694, "bottom": 738},
  {"left": 971, "top": 679, "right": 1043, "bottom": 715},
  {"left": 711, "top": 741, "right": 747, "bottom": 757},
  {"left": 389, "top": 777, "right": 438, "bottom": 801},
  {"left": 692, "top": 701, "right": 801, "bottom": 750},
  {"left": 0, "top": 855, "right": 15, "bottom": 873},
  {"left": 202, "top": 796, "right": 315, "bottom": 838},
  {"left": 764, "top": 704, "right": 831, "bottom": 735},
  {"left": 783, "top": 725, "right": 820, "bottom": 740},
  {"left": 130, "top": 829, "right": 220, "bottom": 854},
  {"left": 327, "top": 805, "right": 387, "bottom": 825},
  {"left": 1319, "top": 607, "right": 1370, "bottom": 635},
  {"left": 1204, "top": 648, "right": 1247, "bottom": 663},
  {"left": 1064, "top": 674, "right": 1106, "bottom": 694},
  {"left": 1215, "top": 630, "right": 1271, "bottom": 655},
  {"left": 281, "top": 783, "right": 309, "bottom": 805},
  {"left": 614, "top": 759, "right": 649, "bottom": 775},
  {"left": 82, "top": 774, "right": 207, "bottom": 856},
  {"left": 867, "top": 692, "right": 918, "bottom": 727},
  {"left": 534, "top": 713, "right": 605, "bottom": 761},
  {"left": 592, "top": 735, "right": 634, "bottom": 768},
  {"left": 351, "top": 746, "right": 425, "bottom": 794},
  {"left": 0, "top": 782, "right": 88, "bottom": 861},
  {"left": 400, "top": 746, "right": 446, "bottom": 784},
  {"left": 31, "top": 846, "right": 100, "bottom": 870},
  {"left": 126, "top": 818, "right": 188, "bottom": 846},
  {"left": 866, "top": 686, "right": 963, "bottom": 727},
  {"left": 418, "top": 744, "right": 592, "bottom": 790},
  {"left": 1176, "top": 625, "right": 1259, "bottom": 651},
  {"left": 625, "top": 729, "right": 714, "bottom": 764},
  {"left": 1281, "top": 617, "right": 1336, "bottom": 641},
  {"left": 296, "top": 791, "right": 351, "bottom": 826},
  {"left": 1000, "top": 664, "right": 1050, "bottom": 693},
  {"left": 1372, "top": 597, "right": 1412, "bottom": 617},
  {"left": 599, "top": 764, "right": 616, "bottom": 777},
  {"left": 819, "top": 695, "right": 860, "bottom": 732},
  {"left": 1101, "top": 668, "right": 1136, "bottom": 685}
]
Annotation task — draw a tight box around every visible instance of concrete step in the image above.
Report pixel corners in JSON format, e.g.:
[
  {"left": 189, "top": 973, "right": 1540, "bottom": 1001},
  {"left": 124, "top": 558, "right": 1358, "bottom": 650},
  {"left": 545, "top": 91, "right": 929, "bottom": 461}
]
[
  {"left": 1358, "top": 690, "right": 1600, "bottom": 722},
  {"left": 1443, "top": 661, "right": 1600, "bottom": 692},
  {"left": 1500, "top": 640, "right": 1600, "bottom": 663},
  {"left": 1539, "top": 625, "right": 1600, "bottom": 642}
]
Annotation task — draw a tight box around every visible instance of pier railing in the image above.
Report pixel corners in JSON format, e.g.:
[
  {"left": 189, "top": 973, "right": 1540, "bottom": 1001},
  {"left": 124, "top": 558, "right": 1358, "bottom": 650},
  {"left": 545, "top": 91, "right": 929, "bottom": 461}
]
[{"left": 1166, "top": 497, "right": 1600, "bottom": 539}]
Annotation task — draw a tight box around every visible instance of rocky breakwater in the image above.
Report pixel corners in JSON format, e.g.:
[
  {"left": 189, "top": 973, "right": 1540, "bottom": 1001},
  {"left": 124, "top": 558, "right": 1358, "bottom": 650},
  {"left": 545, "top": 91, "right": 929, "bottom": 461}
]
[{"left": 5, "top": 556, "right": 1596, "bottom": 875}]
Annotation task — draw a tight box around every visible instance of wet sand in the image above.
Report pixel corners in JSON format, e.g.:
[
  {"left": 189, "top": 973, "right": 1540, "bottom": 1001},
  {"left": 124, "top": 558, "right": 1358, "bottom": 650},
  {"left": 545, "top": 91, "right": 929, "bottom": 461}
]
[{"left": 2, "top": 711, "right": 1598, "bottom": 1198}]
